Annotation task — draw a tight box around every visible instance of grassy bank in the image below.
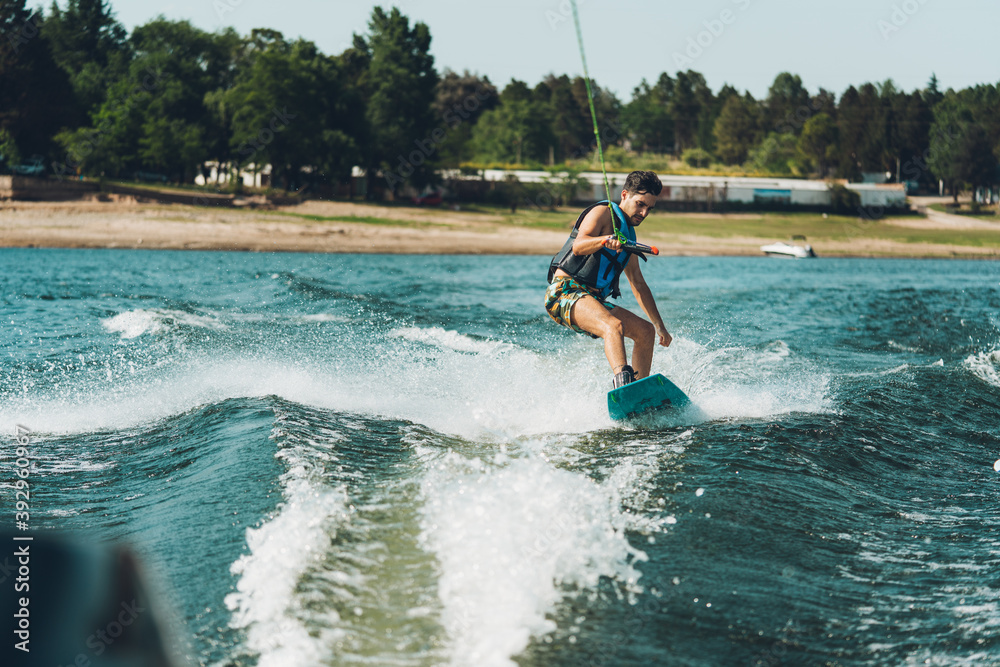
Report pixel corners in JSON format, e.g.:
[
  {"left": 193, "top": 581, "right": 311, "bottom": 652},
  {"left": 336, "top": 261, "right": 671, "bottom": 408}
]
[
  {"left": 929, "top": 203, "right": 1000, "bottom": 220},
  {"left": 3, "top": 198, "right": 998, "bottom": 257},
  {"left": 271, "top": 202, "right": 1000, "bottom": 257}
]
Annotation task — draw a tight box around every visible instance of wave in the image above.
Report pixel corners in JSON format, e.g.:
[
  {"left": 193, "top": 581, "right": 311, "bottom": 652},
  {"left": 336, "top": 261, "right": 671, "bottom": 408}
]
[
  {"left": 418, "top": 435, "right": 683, "bottom": 666},
  {"left": 663, "top": 337, "right": 832, "bottom": 421},
  {"left": 215, "top": 402, "right": 690, "bottom": 666},
  {"left": 964, "top": 349, "right": 1000, "bottom": 388},
  {"left": 0, "top": 356, "right": 327, "bottom": 435},
  {"left": 887, "top": 339, "right": 922, "bottom": 353},
  {"left": 101, "top": 308, "right": 226, "bottom": 339},
  {"left": 1, "top": 325, "right": 834, "bottom": 438},
  {"left": 390, "top": 326, "right": 515, "bottom": 356},
  {"left": 297, "top": 313, "right": 350, "bottom": 323},
  {"left": 225, "top": 438, "right": 352, "bottom": 667}
]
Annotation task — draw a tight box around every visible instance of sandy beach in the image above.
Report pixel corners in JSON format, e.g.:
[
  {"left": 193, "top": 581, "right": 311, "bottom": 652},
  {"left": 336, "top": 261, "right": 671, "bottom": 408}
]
[{"left": 1, "top": 198, "right": 998, "bottom": 257}]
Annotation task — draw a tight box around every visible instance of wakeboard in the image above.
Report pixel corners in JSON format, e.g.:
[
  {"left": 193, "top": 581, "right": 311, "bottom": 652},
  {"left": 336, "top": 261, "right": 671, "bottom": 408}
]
[{"left": 607, "top": 373, "right": 690, "bottom": 421}]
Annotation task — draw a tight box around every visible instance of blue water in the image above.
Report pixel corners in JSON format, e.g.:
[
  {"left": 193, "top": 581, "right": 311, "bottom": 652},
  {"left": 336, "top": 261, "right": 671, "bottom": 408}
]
[{"left": 2, "top": 248, "right": 1000, "bottom": 666}]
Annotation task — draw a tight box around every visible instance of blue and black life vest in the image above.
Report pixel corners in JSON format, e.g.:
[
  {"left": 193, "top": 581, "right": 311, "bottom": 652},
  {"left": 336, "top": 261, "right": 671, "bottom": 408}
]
[{"left": 547, "top": 201, "right": 638, "bottom": 299}]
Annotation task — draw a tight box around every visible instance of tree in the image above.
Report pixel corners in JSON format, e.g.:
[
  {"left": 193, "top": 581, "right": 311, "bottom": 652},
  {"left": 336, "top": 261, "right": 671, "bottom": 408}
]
[
  {"left": 833, "top": 83, "right": 891, "bottom": 178},
  {"left": 0, "top": 1, "right": 75, "bottom": 161},
  {"left": 745, "top": 132, "right": 801, "bottom": 175},
  {"left": 765, "top": 72, "right": 810, "bottom": 133},
  {"left": 570, "top": 75, "right": 621, "bottom": 154},
  {"left": 856, "top": 82, "right": 888, "bottom": 173},
  {"left": 682, "top": 147, "right": 713, "bottom": 169},
  {"left": 433, "top": 69, "right": 497, "bottom": 165},
  {"left": 129, "top": 19, "right": 224, "bottom": 181},
  {"left": 622, "top": 73, "right": 674, "bottom": 154},
  {"left": 888, "top": 89, "right": 932, "bottom": 184},
  {"left": 41, "top": 0, "right": 130, "bottom": 116},
  {"left": 542, "top": 165, "right": 589, "bottom": 205},
  {"left": 534, "top": 74, "right": 590, "bottom": 163},
  {"left": 670, "top": 70, "right": 713, "bottom": 154},
  {"left": 54, "top": 73, "right": 143, "bottom": 177},
  {"left": 56, "top": 18, "right": 236, "bottom": 181},
  {"left": 955, "top": 124, "right": 998, "bottom": 195},
  {"left": 809, "top": 89, "right": 838, "bottom": 119},
  {"left": 923, "top": 73, "right": 943, "bottom": 108},
  {"left": 470, "top": 88, "right": 552, "bottom": 165},
  {"left": 220, "top": 30, "right": 358, "bottom": 191},
  {"left": 713, "top": 93, "right": 760, "bottom": 164},
  {"left": 835, "top": 86, "right": 864, "bottom": 179},
  {"left": 697, "top": 82, "right": 733, "bottom": 154},
  {"left": 797, "top": 113, "right": 838, "bottom": 176},
  {"left": 961, "top": 83, "right": 1000, "bottom": 160},
  {"left": 828, "top": 183, "right": 860, "bottom": 214},
  {"left": 928, "top": 93, "right": 999, "bottom": 201},
  {"left": 355, "top": 7, "right": 438, "bottom": 193},
  {"left": 200, "top": 28, "right": 244, "bottom": 183}
]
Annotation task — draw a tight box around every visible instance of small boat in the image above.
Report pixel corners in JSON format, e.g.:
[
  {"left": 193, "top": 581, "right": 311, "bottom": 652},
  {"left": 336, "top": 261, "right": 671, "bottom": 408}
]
[{"left": 760, "top": 236, "right": 817, "bottom": 258}]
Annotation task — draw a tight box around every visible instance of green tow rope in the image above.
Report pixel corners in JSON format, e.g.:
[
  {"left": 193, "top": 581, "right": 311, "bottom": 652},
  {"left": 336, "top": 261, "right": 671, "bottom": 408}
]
[{"left": 570, "top": 0, "right": 624, "bottom": 243}]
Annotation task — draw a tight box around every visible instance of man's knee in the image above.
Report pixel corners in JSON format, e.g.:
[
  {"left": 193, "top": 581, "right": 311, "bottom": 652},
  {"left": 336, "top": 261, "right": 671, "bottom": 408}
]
[
  {"left": 602, "top": 318, "right": 624, "bottom": 340},
  {"left": 634, "top": 319, "right": 655, "bottom": 345}
]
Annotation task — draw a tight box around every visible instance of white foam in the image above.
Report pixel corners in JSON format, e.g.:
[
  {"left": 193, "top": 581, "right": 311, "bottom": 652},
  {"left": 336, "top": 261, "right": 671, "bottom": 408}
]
[
  {"left": 0, "top": 327, "right": 833, "bottom": 438},
  {"left": 225, "top": 446, "right": 351, "bottom": 666},
  {"left": 888, "top": 340, "right": 922, "bottom": 353},
  {"left": 101, "top": 310, "right": 164, "bottom": 339},
  {"left": 660, "top": 337, "right": 832, "bottom": 421},
  {"left": 0, "top": 356, "right": 327, "bottom": 435},
  {"left": 298, "top": 313, "right": 349, "bottom": 323},
  {"left": 101, "top": 308, "right": 226, "bottom": 339},
  {"left": 419, "top": 448, "right": 658, "bottom": 666},
  {"left": 964, "top": 349, "right": 1000, "bottom": 388},
  {"left": 390, "top": 326, "right": 514, "bottom": 356}
]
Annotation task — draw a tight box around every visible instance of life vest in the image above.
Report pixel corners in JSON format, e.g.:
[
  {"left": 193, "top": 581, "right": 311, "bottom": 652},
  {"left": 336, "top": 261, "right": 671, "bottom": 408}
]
[{"left": 547, "top": 201, "right": 637, "bottom": 299}]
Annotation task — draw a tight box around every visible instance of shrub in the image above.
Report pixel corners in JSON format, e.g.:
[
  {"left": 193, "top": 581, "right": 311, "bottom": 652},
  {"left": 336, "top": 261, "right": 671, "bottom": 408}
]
[
  {"left": 682, "top": 147, "right": 713, "bottom": 169},
  {"left": 828, "top": 183, "right": 860, "bottom": 215}
]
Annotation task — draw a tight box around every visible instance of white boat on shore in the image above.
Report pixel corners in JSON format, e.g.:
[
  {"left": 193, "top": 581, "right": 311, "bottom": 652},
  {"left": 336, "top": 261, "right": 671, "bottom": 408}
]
[{"left": 760, "top": 237, "right": 817, "bottom": 258}]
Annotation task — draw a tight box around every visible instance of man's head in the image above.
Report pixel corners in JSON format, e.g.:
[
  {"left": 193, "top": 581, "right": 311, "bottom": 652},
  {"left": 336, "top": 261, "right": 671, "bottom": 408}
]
[{"left": 618, "top": 170, "right": 661, "bottom": 226}]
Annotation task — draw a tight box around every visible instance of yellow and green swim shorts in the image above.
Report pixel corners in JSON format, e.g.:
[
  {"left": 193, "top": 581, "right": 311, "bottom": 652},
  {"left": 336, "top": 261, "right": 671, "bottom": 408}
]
[{"left": 544, "top": 276, "right": 615, "bottom": 338}]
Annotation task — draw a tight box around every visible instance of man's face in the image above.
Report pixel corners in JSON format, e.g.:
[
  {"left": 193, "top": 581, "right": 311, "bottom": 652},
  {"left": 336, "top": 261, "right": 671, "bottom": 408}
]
[{"left": 619, "top": 190, "right": 657, "bottom": 226}]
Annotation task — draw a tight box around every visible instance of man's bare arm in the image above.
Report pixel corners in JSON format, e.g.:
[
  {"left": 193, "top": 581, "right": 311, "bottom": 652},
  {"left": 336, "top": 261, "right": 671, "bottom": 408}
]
[
  {"left": 624, "top": 260, "right": 672, "bottom": 347},
  {"left": 571, "top": 206, "right": 624, "bottom": 256}
]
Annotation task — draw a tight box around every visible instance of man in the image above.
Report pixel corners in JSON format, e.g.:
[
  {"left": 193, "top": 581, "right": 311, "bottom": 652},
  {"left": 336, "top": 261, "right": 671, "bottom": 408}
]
[{"left": 545, "top": 170, "right": 673, "bottom": 388}]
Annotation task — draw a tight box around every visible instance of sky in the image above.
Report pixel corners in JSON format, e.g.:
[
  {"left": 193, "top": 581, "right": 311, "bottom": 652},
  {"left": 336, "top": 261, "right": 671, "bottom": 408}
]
[{"left": 75, "top": 0, "right": 997, "bottom": 101}]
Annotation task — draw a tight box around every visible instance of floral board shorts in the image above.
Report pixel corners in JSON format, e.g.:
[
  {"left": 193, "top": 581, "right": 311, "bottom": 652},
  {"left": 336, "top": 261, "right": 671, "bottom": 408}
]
[{"left": 544, "top": 276, "right": 615, "bottom": 338}]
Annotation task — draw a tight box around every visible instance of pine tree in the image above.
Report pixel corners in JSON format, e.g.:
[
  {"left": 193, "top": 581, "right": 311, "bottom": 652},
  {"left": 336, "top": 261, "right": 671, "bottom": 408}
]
[
  {"left": 0, "top": 0, "right": 74, "bottom": 160},
  {"left": 42, "top": 0, "right": 130, "bottom": 115},
  {"left": 713, "top": 94, "right": 760, "bottom": 165},
  {"left": 356, "top": 7, "right": 439, "bottom": 193}
]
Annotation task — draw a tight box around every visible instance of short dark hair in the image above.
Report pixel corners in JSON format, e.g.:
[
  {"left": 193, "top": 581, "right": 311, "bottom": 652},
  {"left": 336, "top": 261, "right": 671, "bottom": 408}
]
[{"left": 624, "top": 170, "right": 662, "bottom": 197}]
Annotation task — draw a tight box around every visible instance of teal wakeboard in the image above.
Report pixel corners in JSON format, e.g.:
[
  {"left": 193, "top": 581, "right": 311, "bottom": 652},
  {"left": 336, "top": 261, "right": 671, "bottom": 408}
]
[{"left": 608, "top": 373, "right": 690, "bottom": 421}]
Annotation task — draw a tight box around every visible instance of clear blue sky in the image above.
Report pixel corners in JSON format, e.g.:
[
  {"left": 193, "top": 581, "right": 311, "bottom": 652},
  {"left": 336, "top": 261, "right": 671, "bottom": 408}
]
[{"left": 75, "top": 0, "right": 997, "bottom": 100}]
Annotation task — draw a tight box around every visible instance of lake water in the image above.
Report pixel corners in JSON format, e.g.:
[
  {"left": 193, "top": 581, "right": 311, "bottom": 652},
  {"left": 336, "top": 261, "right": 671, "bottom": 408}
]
[{"left": 2, "top": 248, "right": 999, "bottom": 666}]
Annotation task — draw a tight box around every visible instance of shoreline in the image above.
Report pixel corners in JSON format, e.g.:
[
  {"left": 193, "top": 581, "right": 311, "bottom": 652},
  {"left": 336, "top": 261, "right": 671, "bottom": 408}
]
[{"left": 1, "top": 199, "right": 998, "bottom": 259}]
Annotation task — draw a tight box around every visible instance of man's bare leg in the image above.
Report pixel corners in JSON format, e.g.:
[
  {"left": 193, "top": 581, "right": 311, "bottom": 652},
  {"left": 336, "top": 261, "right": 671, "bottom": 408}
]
[{"left": 570, "top": 296, "right": 656, "bottom": 378}]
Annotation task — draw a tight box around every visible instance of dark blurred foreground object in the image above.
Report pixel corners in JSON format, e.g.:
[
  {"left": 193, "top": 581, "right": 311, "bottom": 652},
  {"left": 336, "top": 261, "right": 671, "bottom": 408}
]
[{"left": 1, "top": 530, "right": 183, "bottom": 667}]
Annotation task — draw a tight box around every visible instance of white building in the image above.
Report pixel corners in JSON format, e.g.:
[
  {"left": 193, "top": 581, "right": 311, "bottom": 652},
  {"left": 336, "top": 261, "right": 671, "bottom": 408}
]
[
  {"left": 471, "top": 169, "right": 907, "bottom": 210},
  {"left": 194, "top": 162, "right": 272, "bottom": 188}
]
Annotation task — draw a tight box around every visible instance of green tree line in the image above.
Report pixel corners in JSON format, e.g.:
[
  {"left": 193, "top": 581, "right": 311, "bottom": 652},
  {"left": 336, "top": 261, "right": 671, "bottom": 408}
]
[{"left": 2, "top": 1, "right": 998, "bottom": 198}]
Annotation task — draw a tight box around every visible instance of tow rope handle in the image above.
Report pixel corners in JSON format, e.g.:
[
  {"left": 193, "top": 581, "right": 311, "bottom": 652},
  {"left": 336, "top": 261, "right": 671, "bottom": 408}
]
[
  {"left": 624, "top": 240, "right": 659, "bottom": 256},
  {"left": 602, "top": 236, "right": 659, "bottom": 257}
]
